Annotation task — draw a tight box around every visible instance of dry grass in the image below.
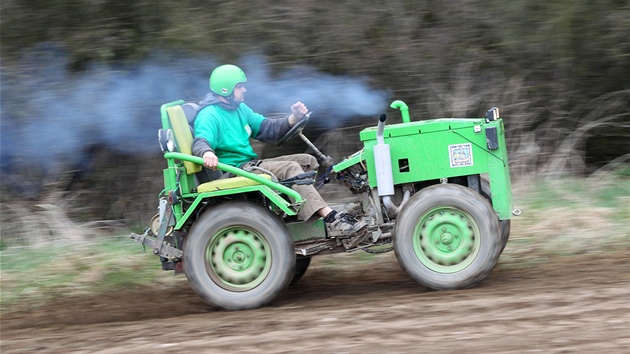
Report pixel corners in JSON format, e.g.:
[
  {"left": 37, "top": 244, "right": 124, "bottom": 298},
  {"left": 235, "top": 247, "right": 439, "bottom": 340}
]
[
  {"left": 499, "top": 174, "right": 630, "bottom": 270},
  {"left": 1, "top": 172, "right": 627, "bottom": 312},
  {"left": 0, "top": 237, "right": 185, "bottom": 311}
]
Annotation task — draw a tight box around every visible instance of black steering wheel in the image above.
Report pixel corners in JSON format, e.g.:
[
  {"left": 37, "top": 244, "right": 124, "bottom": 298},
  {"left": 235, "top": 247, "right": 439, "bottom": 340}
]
[{"left": 276, "top": 113, "right": 311, "bottom": 148}]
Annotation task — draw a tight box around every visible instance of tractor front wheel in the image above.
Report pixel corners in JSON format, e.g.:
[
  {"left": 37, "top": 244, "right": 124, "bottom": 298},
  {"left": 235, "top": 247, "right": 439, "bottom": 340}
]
[
  {"left": 184, "top": 201, "right": 294, "bottom": 310},
  {"left": 394, "top": 184, "right": 501, "bottom": 290}
]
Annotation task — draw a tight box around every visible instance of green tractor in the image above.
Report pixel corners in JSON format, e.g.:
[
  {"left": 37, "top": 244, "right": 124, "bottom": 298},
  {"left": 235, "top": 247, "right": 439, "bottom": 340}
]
[{"left": 131, "top": 99, "right": 517, "bottom": 310}]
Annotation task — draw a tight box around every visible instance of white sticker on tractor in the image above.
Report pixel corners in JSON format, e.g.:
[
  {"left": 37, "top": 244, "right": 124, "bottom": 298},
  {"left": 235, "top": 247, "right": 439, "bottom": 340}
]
[{"left": 449, "top": 143, "right": 473, "bottom": 167}]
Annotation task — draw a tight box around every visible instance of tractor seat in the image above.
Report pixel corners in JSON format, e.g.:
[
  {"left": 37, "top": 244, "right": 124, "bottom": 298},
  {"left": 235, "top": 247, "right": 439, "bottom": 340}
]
[
  {"left": 197, "top": 174, "right": 272, "bottom": 193},
  {"left": 165, "top": 104, "right": 271, "bottom": 192}
]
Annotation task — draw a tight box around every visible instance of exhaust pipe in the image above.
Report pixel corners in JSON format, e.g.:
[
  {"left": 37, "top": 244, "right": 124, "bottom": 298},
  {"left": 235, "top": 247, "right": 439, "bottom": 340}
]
[
  {"left": 373, "top": 114, "right": 410, "bottom": 218},
  {"left": 382, "top": 185, "right": 412, "bottom": 218},
  {"left": 374, "top": 114, "right": 394, "bottom": 197}
]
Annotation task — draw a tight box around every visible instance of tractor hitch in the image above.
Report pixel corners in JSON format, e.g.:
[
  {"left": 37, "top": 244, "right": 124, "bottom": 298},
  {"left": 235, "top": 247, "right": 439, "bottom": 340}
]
[{"left": 130, "top": 230, "right": 183, "bottom": 260}]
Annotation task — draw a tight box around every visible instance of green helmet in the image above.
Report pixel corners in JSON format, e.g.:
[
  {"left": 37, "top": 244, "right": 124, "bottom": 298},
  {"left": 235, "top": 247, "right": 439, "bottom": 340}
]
[{"left": 209, "top": 64, "right": 247, "bottom": 97}]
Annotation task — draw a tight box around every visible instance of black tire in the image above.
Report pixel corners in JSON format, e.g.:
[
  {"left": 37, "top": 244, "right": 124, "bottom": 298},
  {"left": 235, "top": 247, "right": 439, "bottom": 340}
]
[
  {"left": 290, "top": 256, "right": 312, "bottom": 285},
  {"left": 183, "top": 201, "right": 295, "bottom": 310},
  {"left": 479, "top": 178, "right": 511, "bottom": 253},
  {"left": 394, "top": 184, "right": 501, "bottom": 290}
]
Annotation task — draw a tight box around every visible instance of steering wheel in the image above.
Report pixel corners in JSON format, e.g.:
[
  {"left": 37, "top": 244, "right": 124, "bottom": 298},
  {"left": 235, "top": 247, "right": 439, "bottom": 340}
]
[{"left": 276, "top": 113, "right": 311, "bottom": 148}]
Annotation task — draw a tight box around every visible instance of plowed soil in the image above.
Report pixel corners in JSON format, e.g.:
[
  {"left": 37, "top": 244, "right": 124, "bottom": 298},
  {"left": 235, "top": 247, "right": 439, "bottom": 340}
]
[{"left": 1, "top": 251, "right": 629, "bottom": 353}]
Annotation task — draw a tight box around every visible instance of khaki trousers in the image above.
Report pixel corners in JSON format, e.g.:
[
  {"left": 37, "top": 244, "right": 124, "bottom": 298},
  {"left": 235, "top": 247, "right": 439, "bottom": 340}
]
[{"left": 249, "top": 154, "right": 327, "bottom": 222}]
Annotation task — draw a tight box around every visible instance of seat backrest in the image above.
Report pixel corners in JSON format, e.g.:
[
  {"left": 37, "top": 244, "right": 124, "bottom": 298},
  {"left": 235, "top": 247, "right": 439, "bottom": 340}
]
[
  {"left": 181, "top": 102, "right": 201, "bottom": 125},
  {"left": 166, "top": 105, "right": 202, "bottom": 175}
]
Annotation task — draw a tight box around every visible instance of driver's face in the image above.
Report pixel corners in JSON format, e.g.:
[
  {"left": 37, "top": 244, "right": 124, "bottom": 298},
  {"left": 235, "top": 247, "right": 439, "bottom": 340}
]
[{"left": 232, "top": 83, "right": 247, "bottom": 103}]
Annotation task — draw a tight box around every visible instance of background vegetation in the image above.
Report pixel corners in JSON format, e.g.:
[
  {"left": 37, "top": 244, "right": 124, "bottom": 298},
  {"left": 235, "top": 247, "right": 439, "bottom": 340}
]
[
  {"left": 1, "top": 0, "right": 629, "bottom": 246},
  {"left": 1, "top": 175, "right": 628, "bottom": 310}
]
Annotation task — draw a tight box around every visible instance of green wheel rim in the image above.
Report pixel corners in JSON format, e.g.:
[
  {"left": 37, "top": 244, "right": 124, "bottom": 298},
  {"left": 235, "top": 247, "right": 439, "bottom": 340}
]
[
  {"left": 412, "top": 207, "right": 480, "bottom": 273},
  {"left": 205, "top": 226, "right": 272, "bottom": 291}
]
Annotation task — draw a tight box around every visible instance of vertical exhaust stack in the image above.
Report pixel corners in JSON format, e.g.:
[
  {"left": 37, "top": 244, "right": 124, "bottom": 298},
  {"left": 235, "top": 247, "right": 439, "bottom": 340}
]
[
  {"left": 374, "top": 114, "right": 395, "bottom": 198},
  {"left": 374, "top": 113, "right": 412, "bottom": 219}
]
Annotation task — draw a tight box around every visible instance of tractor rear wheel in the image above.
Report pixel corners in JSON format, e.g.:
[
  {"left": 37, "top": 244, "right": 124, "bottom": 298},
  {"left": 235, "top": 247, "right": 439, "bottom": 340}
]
[
  {"left": 394, "top": 184, "right": 501, "bottom": 290},
  {"left": 184, "top": 201, "right": 294, "bottom": 310},
  {"left": 290, "top": 256, "right": 311, "bottom": 285}
]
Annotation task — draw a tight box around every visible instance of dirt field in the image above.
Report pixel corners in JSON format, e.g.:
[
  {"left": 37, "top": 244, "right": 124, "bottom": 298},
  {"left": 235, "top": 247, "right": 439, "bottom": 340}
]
[{"left": 1, "top": 250, "right": 628, "bottom": 354}]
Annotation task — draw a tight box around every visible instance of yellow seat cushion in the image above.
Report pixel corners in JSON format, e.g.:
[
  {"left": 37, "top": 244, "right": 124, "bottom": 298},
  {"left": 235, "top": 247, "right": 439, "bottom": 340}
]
[
  {"left": 166, "top": 105, "right": 202, "bottom": 175},
  {"left": 197, "top": 174, "right": 273, "bottom": 193}
]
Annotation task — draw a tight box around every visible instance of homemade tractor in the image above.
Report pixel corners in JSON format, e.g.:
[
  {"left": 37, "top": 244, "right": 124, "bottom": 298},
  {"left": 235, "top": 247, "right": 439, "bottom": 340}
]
[{"left": 131, "top": 99, "right": 516, "bottom": 310}]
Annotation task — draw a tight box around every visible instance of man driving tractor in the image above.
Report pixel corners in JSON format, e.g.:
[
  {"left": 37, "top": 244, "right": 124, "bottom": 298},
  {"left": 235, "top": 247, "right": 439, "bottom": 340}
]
[{"left": 191, "top": 64, "right": 366, "bottom": 236}]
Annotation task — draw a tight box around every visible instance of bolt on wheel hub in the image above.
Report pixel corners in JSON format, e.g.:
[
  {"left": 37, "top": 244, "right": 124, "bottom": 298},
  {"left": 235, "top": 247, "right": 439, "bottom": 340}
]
[
  {"left": 205, "top": 228, "right": 271, "bottom": 291},
  {"left": 440, "top": 232, "right": 454, "bottom": 245},
  {"left": 413, "top": 207, "right": 481, "bottom": 273}
]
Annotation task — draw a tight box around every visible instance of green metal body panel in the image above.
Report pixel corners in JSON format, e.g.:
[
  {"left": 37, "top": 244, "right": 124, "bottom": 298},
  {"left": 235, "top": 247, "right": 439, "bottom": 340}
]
[
  {"left": 335, "top": 116, "right": 513, "bottom": 220},
  {"left": 285, "top": 218, "right": 327, "bottom": 243}
]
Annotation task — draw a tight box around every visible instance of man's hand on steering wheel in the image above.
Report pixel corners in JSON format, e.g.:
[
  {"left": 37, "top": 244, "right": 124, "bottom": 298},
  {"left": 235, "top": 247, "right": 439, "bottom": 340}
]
[
  {"left": 289, "top": 101, "right": 308, "bottom": 126},
  {"left": 278, "top": 102, "right": 311, "bottom": 148}
]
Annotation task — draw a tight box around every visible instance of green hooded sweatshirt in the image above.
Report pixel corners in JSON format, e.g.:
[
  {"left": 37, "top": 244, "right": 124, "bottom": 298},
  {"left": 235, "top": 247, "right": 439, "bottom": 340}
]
[{"left": 193, "top": 102, "right": 265, "bottom": 167}]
